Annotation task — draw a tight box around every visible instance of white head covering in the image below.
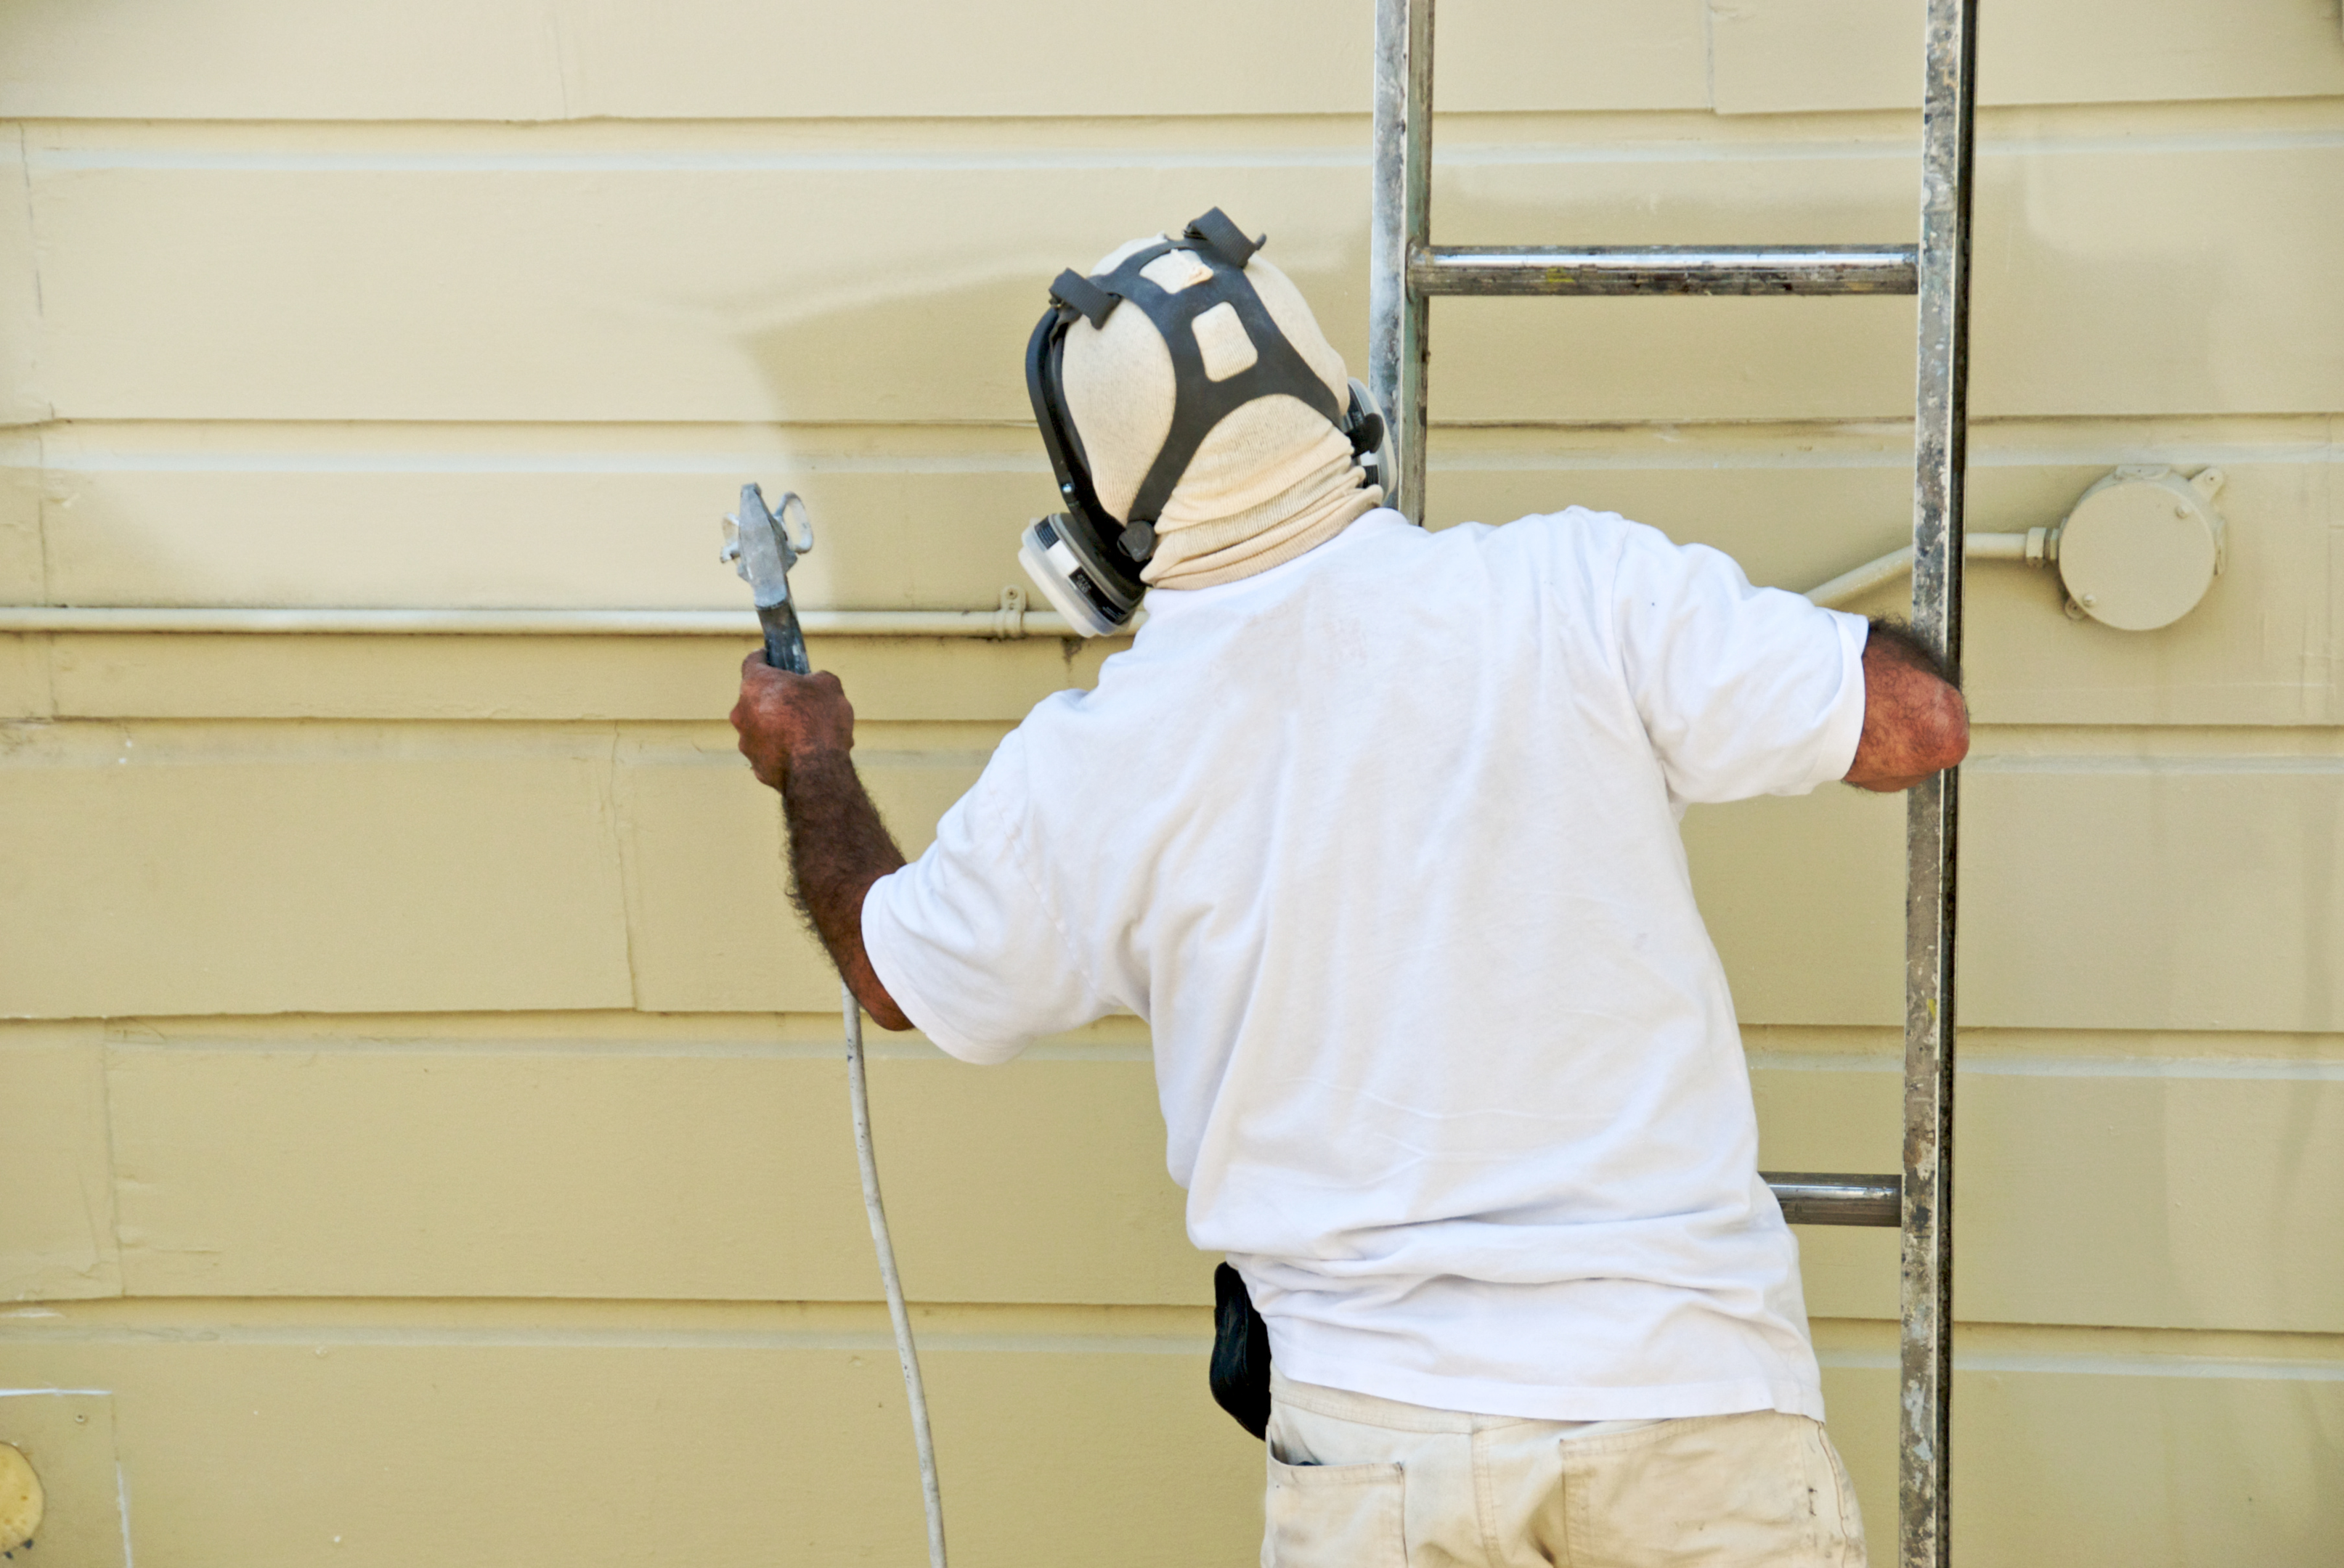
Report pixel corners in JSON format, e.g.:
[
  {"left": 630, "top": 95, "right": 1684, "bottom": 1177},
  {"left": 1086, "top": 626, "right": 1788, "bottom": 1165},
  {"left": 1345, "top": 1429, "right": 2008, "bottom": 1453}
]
[{"left": 1059, "top": 234, "right": 1382, "bottom": 589}]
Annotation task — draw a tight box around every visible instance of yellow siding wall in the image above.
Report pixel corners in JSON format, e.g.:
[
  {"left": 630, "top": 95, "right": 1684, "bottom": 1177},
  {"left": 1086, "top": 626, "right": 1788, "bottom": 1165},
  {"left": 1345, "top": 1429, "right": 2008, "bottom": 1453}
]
[{"left": 2, "top": 1, "right": 2341, "bottom": 1562}]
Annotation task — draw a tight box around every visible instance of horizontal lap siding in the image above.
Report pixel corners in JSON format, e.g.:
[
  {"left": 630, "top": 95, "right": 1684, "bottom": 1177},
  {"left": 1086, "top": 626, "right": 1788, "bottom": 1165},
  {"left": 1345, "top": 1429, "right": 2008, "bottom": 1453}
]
[
  {"left": 3, "top": 0, "right": 2342, "bottom": 1561},
  {"left": 0, "top": 1032, "right": 118, "bottom": 1302},
  {"left": 11, "top": 1026, "right": 2333, "bottom": 1331},
  {"left": 4, "top": 425, "right": 2330, "bottom": 722},
  {"left": 1693, "top": 760, "right": 2344, "bottom": 1030},
  {"left": 7, "top": 719, "right": 2340, "bottom": 1023},
  {"left": 0, "top": 1315, "right": 2333, "bottom": 1568},
  {"left": 0, "top": 0, "right": 1714, "bottom": 120},
  {"left": 1711, "top": 0, "right": 2344, "bottom": 113},
  {"left": 97, "top": 1044, "right": 1198, "bottom": 1304},
  {"left": 11, "top": 0, "right": 2339, "bottom": 121},
  {"left": 21, "top": 439, "right": 1065, "bottom": 612},
  {"left": 1754, "top": 1054, "right": 2344, "bottom": 1328},
  {"left": 0, "top": 1322, "right": 1266, "bottom": 1567},
  {"left": 1820, "top": 1358, "right": 2344, "bottom": 1568},
  {"left": 15, "top": 127, "right": 2343, "bottom": 423}
]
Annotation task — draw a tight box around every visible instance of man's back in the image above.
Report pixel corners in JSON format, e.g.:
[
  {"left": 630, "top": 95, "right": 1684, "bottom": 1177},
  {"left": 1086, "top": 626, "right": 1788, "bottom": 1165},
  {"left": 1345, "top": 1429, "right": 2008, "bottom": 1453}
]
[{"left": 863, "top": 505, "right": 1868, "bottom": 1421}]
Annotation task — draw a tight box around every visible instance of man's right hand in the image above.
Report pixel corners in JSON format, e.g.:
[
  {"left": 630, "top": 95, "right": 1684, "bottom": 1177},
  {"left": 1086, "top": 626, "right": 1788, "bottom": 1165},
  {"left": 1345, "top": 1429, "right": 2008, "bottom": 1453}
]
[
  {"left": 732, "top": 653, "right": 857, "bottom": 793},
  {"left": 1844, "top": 621, "right": 1970, "bottom": 792},
  {"left": 728, "top": 650, "right": 912, "bottom": 1030}
]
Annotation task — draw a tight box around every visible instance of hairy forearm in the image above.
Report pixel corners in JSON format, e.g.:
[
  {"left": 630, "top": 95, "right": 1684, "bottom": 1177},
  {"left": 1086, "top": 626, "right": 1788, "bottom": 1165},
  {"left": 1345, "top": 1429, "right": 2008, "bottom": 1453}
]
[{"left": 780, "top": 748, "right": 912, "bottom": 1029}]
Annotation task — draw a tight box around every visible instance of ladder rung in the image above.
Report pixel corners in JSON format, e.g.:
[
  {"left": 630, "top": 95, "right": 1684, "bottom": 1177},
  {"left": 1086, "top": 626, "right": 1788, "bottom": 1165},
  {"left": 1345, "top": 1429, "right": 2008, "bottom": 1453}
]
[
  {"left": 1762, "top": 1172, "right": 1902, "bottom": 1227},
  {"left": 1411, "top": 245, "right": 1918, "bottom": 298}
]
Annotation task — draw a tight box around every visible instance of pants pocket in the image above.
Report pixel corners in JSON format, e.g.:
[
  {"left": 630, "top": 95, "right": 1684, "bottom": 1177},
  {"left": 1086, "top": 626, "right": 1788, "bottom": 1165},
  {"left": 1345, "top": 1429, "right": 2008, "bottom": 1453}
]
[
  {"left": 1558, "top": 1410, "right": 1858, "bottom": 1567},
  {"left": 1804, "top": 1423, "right": 1868, "bottom": 1568},
  {"left": 1262, "top": 1455, "right": 1406, "bottom": 1568}
]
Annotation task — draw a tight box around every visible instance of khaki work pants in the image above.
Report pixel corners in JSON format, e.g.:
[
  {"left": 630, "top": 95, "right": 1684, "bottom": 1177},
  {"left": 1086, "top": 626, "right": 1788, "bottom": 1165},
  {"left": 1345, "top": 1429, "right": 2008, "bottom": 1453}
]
[{"left": 1262, "top": 1372, "right": 1867, "bottom": 1568}]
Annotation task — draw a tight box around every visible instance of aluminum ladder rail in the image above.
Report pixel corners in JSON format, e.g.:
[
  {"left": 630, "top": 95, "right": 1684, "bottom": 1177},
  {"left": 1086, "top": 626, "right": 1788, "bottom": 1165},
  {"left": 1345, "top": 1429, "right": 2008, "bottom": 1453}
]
[{"left": 1367, "top": 3, "right": 1976, "bottom": 1565}]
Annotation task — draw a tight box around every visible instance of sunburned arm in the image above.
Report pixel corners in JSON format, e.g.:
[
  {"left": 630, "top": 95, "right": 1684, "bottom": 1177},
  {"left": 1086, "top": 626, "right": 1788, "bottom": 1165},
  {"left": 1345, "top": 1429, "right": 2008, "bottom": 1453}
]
[
  {"left": 1844, "top": 619, "right": 1970, "bottom": 793},
  {"left": 731, "top": 653, "right": 914, "bottom": 1029}
]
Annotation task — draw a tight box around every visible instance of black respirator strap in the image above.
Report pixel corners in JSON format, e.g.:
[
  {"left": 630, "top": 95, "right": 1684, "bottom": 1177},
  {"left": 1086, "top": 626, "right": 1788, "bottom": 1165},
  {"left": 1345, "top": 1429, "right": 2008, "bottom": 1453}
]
[
  {"left": 1043, "top": 208, "right": 1263, "bottom": 329},
  {"left": 1047, "top": 269, "right": 1121, "bottom": 330},
  {"left": 1088, "top": 240, "right": 1343, "bottom": 530},
  {"left": 1182, "top": 207, "right": 1263, "bottom": 269}
]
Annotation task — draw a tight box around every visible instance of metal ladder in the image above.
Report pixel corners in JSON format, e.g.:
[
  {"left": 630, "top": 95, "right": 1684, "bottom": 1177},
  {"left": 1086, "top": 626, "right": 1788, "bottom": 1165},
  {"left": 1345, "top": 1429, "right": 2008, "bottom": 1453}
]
[{"left": 1365, "top": 3, "right": 1976, "bottom": 1565}]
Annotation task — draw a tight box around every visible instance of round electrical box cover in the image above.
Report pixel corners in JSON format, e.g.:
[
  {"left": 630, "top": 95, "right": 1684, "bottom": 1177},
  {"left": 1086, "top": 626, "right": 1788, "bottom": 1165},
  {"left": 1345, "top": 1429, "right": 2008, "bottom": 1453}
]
[
  {"left": 2055, "top": 465, "right": 2224, "bottom": 631},
  {"left": 0, "top": 1442, "right": 41, "bottom": 1548}
]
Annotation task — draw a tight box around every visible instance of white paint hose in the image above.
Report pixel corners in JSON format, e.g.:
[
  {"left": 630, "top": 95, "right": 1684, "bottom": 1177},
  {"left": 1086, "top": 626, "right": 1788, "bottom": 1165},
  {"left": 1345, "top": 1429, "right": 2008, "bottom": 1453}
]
[
  {"left": 842, "top": 980, "right": 949, "bottom": 1568},
  {"left": 722, "top": 486, "right": 947, "bottom": 1564}
]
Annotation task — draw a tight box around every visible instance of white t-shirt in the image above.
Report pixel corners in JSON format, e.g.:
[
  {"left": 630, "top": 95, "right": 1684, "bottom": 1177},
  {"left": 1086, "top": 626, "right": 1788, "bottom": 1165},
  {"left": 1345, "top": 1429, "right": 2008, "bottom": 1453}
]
[{"left": 862, "top": 507, "right": 1870, "bottom": 1422}]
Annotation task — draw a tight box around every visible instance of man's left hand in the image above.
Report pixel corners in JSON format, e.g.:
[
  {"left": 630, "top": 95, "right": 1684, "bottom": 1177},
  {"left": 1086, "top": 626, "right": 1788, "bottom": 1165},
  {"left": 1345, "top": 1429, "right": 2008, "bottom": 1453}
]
[
  {"left": 732, "top": 652, "right": 857, "bottom": 791},
  {"left": 1844, "top": 625, "right": 1969, "bottom": 792}
]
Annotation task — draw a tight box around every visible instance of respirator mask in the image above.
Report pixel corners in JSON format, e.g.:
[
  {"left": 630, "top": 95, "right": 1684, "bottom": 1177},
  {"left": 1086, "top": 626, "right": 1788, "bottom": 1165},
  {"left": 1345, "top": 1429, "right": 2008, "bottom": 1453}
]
[{"left": 1019, "top": 208, "right": 1394, "bottom": 637}]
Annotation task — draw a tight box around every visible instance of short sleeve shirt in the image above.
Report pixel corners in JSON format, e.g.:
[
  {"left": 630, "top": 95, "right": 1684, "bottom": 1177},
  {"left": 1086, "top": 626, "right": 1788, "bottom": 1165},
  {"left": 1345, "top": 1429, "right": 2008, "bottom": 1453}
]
[{"left": 863, "top": 508, "right": 1868, "bottom": 1421}]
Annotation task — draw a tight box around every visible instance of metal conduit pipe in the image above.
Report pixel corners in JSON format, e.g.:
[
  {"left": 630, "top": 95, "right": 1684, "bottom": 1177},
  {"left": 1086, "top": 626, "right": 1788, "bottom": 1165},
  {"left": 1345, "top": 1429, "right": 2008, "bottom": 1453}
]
[
  {"left": 0, "top": 532, "right": 2051, "bottom": 637},
  {"left": 1804, "top": 529, "right": 2048, "bottom": 610},
  {"left": 0, "top": 603, "right": 1078, "bottom": 638}
]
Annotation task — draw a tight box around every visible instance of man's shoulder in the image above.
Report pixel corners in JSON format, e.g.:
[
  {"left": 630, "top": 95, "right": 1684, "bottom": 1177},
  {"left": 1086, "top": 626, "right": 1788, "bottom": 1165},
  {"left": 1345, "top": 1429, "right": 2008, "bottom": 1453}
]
[
  {"left": 996, "top": 676, "right": 1145, "bottom": 775},
  {"left": 1412, "top": 507, "right": 1652, "bottom": 608},
  {"left": 1490, "top": 505, "right": 1642, "bottom": 551}
]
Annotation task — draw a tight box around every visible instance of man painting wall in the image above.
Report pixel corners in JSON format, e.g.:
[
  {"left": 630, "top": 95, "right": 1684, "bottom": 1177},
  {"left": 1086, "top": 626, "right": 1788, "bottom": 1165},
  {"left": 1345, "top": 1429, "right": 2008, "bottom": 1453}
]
[{"left": 728, "top": 211, "right": 1967, "bottom": 1568}]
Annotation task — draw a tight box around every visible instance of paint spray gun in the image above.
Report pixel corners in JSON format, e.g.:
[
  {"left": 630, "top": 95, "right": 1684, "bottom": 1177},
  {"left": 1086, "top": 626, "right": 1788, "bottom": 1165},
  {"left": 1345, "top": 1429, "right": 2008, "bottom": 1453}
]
[
  {"left": 721, "top": 483, "right": 817, "bottom": 676},
  {"left": 720, "top": 483, "right": 950, "bottom": 1568}
]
